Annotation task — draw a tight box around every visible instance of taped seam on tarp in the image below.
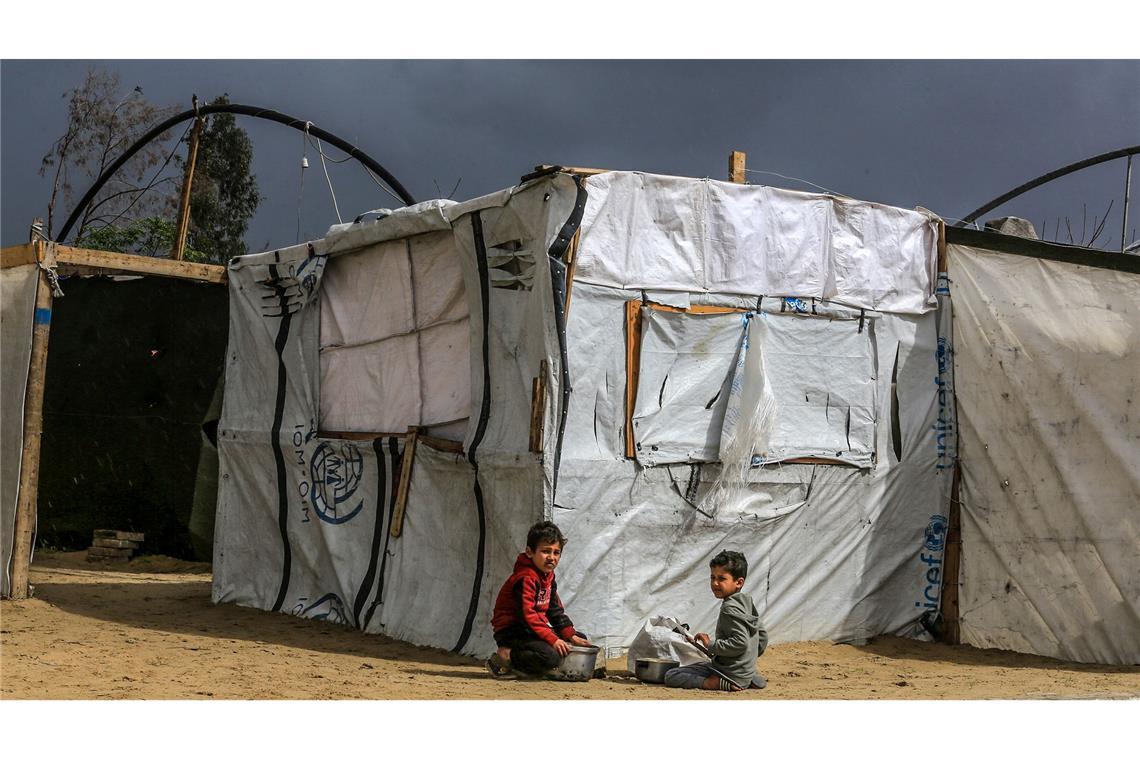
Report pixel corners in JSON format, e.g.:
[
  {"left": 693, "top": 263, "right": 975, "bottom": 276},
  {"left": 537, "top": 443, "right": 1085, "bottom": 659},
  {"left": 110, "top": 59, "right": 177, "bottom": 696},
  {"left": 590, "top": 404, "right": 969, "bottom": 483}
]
[
  {"left": 363, "top": 437, "right": 401, "bottom": 630},
  {"left": 454, "top": 211, "right": 492, "bottom": 653},
  {"left": 547, "top": 177, "right": 589, "bottom": 502},
  {"left": 268, "top": 264, "right": 295, "bottom": 613}
]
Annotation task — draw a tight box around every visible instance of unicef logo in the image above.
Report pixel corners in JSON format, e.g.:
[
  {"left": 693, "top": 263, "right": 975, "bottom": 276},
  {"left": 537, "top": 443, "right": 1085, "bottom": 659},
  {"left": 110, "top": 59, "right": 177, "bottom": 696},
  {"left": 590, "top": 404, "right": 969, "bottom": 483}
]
[
  {"left": 924, "top": 514, "right": 948, "bottom": 552},
  {"left": 309, "top": 441, "right": 365, "bottom": 524}
]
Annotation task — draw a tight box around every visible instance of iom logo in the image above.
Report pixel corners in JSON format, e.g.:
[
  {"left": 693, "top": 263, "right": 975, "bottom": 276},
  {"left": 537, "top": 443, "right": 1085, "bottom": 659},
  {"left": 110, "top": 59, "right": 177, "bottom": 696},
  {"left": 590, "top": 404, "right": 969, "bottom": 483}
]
[
  {"left": 309, "top": 441, "right": 365, "bottom": 524},
  {"left": 293, "top": 593, "right": 348, "bottom": 624},
  {"left": 924, "top": 514, "right": 948, "bottom": 552}
]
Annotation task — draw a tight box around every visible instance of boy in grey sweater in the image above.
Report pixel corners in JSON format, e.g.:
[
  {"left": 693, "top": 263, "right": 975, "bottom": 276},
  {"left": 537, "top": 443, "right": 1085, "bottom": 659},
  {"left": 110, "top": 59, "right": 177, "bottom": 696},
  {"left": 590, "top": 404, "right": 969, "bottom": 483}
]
[{"left": 663, "top": 550, "right": 768, "bottom": 692}]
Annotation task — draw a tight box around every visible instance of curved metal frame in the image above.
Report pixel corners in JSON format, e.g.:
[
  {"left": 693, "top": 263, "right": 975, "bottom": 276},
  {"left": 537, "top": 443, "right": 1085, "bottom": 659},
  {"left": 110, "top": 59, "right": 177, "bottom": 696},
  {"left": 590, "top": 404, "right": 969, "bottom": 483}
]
[
  {"left": 56, "top": 103, "right": 417, "bottom": 242},
  {"left": 955, "top": 145, "right": 1140, "bottom": 228}
]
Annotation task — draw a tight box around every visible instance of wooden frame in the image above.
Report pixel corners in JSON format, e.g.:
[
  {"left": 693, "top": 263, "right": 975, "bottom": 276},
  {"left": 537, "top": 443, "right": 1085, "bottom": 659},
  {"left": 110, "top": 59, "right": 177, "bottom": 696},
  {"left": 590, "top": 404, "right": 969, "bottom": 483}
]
[
  {"left": 1, "top": 243, "right": 227, "bottom": 283},
  {"left": 623, "top": 299, "right": 748, "bottom": 458},
  {"left": 623, "top": 298, "right": 865, "bottom": 468}
]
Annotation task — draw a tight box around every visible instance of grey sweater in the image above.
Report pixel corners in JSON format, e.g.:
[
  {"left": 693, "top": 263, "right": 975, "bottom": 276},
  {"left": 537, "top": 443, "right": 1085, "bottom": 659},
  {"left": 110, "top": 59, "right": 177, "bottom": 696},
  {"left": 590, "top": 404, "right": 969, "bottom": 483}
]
[{"left": 707, "top": 591, "right": 768, "bottom": 687}]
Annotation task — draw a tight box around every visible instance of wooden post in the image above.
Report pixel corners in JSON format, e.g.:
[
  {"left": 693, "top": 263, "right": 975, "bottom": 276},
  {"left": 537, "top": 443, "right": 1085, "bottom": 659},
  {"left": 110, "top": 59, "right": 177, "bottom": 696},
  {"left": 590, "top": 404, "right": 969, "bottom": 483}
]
[
  {"left": 729, "top": 151, "right": 747, "bottom": 184},
  {"left": 8, "top": 240, "right": 55, "bottom": 599},
  {"left": 529, "top": 360, "right": 549, "bottom": 452},
  {"left": 173, "top": 103, "right": 205, "bottom": 262},
  {"left": 389, "top": 427, "right": 419, "bottom": 538}
]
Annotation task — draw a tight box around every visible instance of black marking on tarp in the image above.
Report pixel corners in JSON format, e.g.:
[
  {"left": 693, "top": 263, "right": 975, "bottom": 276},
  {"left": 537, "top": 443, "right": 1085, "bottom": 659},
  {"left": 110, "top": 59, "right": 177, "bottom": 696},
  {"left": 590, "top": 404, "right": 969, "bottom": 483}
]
[
  {"left": 268, "top": 264, "right": 294, "bottom": 613},
  {"left": 453, "top": 212, "right": 493, "bottom": 654},
  {"left": 547, "top": 174, "right": 588, "bottom": 262},
  {"left": 704, "top": 387, "right": 722, "bottom": 410},
  {"left": 353, "top": 438, "right": 389, "bottom": 629},
  {"left": 363, "top": 437, "right": 401, "bottom": 630},
  {"left": 858, "top": 309, "right": 865, "bottom": 333}
]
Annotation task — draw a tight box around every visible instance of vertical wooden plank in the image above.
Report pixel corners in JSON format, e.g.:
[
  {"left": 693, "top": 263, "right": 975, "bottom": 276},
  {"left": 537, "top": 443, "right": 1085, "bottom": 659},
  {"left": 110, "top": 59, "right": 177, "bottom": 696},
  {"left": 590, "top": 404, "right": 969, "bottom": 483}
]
[
  {"left": 729, "top": 150, "right": 747, "bottom": 184},
  {"left": 624, "top": 300, "right": 643, "bottom": 459},
  {"left": 562, "top": 229, "right": 581, "bottom": 318},
  {"left": 173, "top": 111, "right": 206, "bottom": 261},
  {"left": 936, "top": 218, "right": 948, "bottom": 273},
  {"left": 389, "top": 427, "right": 419, "bottom": 538},
  {"left": 9, "top": 241, "right": 53, "bottom": 599},
  {"left": 529, "top": 359, "right": 548, "bottom": 453}
]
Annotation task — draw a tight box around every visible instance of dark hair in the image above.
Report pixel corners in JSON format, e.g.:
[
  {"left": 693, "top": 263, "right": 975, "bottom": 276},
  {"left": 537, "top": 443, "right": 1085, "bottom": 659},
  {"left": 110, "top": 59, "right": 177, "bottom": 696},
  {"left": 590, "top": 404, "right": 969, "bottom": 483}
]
[
  {"left": 710, "top": 550, "right": 747, "bottom": 580},
  {"left": 526, "top": 521, "right": 567, "bottom": 550}
]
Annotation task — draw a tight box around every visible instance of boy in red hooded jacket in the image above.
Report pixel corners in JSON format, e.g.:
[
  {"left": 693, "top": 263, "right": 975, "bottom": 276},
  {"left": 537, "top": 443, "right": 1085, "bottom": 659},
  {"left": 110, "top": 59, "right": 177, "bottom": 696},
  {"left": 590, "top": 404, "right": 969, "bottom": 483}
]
[{"left": 486, "top": 521, "right": 590, "bottom": 677}]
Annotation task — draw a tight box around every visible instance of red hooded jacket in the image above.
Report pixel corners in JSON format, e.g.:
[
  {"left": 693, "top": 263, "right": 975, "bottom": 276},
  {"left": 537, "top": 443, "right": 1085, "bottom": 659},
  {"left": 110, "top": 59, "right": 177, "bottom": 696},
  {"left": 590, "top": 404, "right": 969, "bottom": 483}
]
[{"left": 491, "top": 552, "right": 577, "bottom": 646}]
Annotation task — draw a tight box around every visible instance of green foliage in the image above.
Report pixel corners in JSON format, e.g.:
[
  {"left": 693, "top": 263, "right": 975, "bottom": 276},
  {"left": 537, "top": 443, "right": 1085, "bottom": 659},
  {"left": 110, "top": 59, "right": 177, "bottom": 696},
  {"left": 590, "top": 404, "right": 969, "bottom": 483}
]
[
  {"left": 77, "top": 216, "right": 205, "bottom": 260},
  {"left": 183, "top": 95, "right": 261, "bottom": 264}
]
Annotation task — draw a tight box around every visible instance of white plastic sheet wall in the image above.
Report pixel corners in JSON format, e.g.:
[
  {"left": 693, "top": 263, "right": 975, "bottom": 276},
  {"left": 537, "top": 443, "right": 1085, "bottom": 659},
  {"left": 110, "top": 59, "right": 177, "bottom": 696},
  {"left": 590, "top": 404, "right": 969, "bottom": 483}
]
[
  {"left": 554, "top": 282, "right": 955, "bottom": 655},
  {"left": 951, "top": 245, "right": 1140, "bottom": 665},
  {"left": 576, "top": 172, "right": 941, "bottom": 314},
  {"left": 0, "top": 263, "right": 39, "bottom": 598}
]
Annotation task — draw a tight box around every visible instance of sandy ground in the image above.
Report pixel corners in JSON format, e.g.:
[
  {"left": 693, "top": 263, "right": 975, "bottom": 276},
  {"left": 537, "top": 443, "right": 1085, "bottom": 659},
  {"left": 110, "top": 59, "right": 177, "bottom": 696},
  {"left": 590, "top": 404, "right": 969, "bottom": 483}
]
[{"left": 2, "top": 551, "right": 1137, "bottom": 700}]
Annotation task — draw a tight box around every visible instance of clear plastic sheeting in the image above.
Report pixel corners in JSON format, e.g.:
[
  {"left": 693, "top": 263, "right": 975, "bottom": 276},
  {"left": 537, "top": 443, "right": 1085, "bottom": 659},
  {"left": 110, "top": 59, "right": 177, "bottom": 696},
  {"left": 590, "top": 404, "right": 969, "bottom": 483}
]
[
  {"left": 951, "top": 245, "right": 1140, "bottom": 666},
  {"left": 0, "top": 263, "right": 39, "bottom": 598},
  {"left": 633, "top": 307, "right": 877, "bottom": 468},
  {"left": 575, "top": 172, "right": 940, "bottom": 314}
]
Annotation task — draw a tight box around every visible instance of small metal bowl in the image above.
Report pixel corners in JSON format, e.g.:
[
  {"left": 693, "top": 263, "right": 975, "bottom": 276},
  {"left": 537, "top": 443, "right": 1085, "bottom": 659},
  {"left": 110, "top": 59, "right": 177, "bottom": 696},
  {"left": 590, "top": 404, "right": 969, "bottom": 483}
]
[{"left": 635, "top": 657, "right": 679, "bottom": 684}]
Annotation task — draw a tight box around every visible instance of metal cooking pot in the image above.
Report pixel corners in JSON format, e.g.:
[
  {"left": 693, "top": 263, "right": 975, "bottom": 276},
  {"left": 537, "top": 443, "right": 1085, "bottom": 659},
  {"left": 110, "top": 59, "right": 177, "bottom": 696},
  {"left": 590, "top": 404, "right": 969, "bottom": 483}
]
[
  {"left": 635, "top": 657, "right": 679, "bottom": 684},
  {"left": 549, "top": 645, "right": 600, "bottom": 682}
]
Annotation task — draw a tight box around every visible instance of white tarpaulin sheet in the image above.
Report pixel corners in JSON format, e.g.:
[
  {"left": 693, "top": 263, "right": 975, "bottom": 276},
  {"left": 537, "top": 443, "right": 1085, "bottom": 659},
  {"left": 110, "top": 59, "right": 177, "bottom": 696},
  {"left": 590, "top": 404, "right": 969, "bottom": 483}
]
[
  {"left": 1, "top": 263, "right": 39, "bottom": 598},
  {"left": 575, "top": 172, "right": 940, "bottom": 314},
  {"left": 951, "top": 244, "right": 1140, "bottom": 665},
  {"left": 214, "top": 174, "right": 579, "bottom": 656},
  {"left": 555, "top": 281, "right": 954, "bottom": 655},
  {"left": 319, "top": 230, "right": 470, "bottom": 436}
]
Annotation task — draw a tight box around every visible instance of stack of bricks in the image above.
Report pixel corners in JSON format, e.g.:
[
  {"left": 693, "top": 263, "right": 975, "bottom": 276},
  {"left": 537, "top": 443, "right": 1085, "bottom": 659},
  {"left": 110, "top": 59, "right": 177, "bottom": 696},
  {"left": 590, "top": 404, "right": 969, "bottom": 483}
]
[{"left": 86, "top": 529, "right": 144, "bottom": 562}]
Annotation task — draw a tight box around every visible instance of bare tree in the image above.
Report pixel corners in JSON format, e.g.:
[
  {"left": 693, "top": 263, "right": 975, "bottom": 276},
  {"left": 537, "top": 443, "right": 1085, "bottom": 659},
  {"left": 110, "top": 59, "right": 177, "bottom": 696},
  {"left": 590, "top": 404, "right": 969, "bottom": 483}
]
[{"left": 39, "top": 67, "right": 180, "bottom": 240}]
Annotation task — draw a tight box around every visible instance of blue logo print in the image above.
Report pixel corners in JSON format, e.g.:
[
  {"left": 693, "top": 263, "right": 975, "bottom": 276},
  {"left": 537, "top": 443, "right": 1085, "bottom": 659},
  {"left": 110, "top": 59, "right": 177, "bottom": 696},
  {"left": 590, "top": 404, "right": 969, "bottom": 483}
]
[
  {"left": 309, "top": 441, "right": 365, "bottom": 524},
  {"left": 924, "top": 514, "right": 947, "bottom": 552}
]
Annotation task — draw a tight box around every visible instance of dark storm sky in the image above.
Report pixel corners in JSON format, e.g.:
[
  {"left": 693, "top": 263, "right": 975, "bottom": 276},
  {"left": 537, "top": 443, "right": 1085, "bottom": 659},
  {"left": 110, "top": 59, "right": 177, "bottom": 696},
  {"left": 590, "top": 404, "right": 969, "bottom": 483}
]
[{"left": 2, "top": 60, "right": 1138, "bottom": 251}]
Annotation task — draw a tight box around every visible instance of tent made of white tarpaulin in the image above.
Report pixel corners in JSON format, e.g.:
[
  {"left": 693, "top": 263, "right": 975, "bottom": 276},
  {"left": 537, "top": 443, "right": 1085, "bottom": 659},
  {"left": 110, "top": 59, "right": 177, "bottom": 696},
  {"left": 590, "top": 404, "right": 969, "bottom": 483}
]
[{"left": 213, "top": 170, "right": 956, "bottom": 659}]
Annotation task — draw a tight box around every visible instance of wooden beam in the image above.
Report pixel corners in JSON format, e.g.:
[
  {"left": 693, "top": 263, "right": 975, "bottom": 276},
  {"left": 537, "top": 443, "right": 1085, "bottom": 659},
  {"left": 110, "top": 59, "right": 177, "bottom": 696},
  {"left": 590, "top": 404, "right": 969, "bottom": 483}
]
[
  {"left": 624, "top": 300, "right": 642, "bottom": 458},
  {"left": 54, "top": 245, "right": 226, "bottom": 284},
  {"left": 8, "top": 241, "right": 53, "bottom": 599},
  {"left": 729, "top": 151, "right": 747, "bottom": 184},
  {"left": 936, "top": 218, "right": 947, "bottom": 272},
  {"left": 390, "top": 427, "right": 419, "bottom": 538},
  {"left": 529, "top": 360, "right": 548, "bottom": 453},
  {"left": 534, "top": 164, "right": 612, "bottom": 177},
  {"left": 318, "top": 428, "right": 463, "bottom": 454},
  {"left": 173, "top": 111, "right": 205, "bottom": 261},
  {"left": 562, "top": 229, "right": 581, "bottom": 318},
  {"left": 0, "top": 244, "right": 39, "bottom": 269}
]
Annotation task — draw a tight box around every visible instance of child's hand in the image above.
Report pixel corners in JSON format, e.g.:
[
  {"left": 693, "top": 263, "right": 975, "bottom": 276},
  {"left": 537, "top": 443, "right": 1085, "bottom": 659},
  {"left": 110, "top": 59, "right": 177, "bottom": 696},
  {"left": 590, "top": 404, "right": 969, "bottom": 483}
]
[
  {"left": 554, "top": 639, "right": 572, "bottom": 657},
  {"left": 695, "top": 633, "right": 711, "bottom": 647},
  {"left": 569, "top": 634, "right": 590, "bottom": 647}
]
